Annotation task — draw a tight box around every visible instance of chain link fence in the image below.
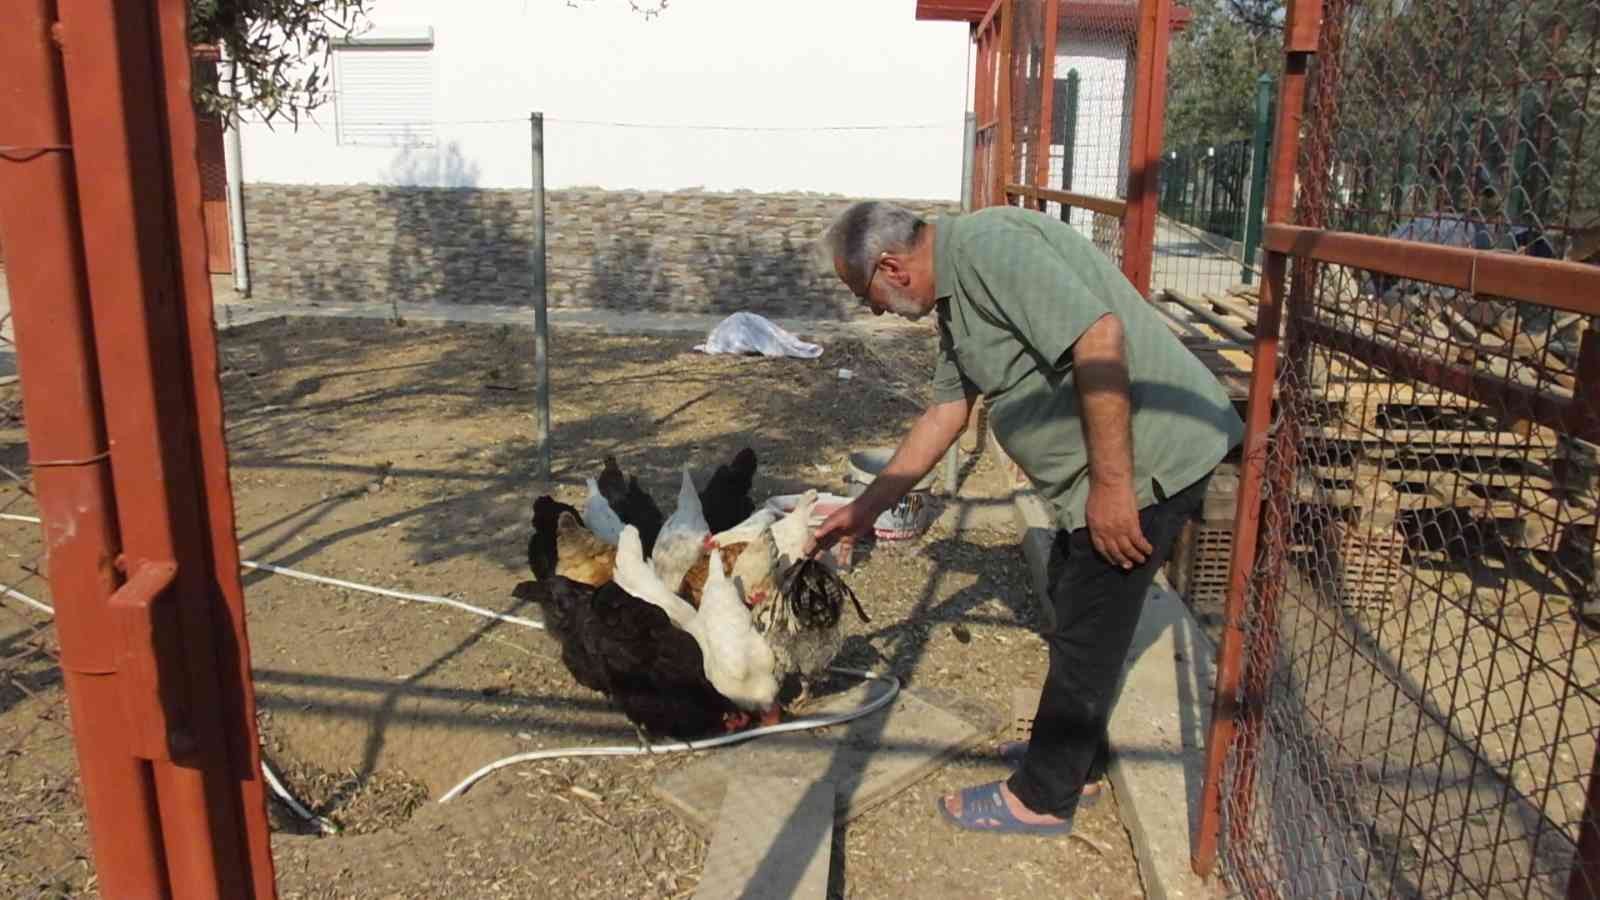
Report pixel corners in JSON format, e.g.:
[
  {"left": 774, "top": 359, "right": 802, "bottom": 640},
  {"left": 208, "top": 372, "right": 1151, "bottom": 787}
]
[
  {"left": 1029, "top": 0, "right": 1138, "bottom": 266},
  {"left": 1205, "top": 0, "right": 1600, "bottom": 895},
  {"left": 0, "top": 308, "right": 93, "bottom": 898}
]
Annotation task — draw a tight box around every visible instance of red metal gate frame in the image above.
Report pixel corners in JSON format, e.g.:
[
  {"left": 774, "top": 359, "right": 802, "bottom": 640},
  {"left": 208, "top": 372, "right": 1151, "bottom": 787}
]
[
  {"left": 977, "top": 0, "right": 1173, "bottom": 298},
  {"left": 0, "top": 1, "right": 276, "bottom": 896},
  {"left": 1190, "top": 0, "right": 1600, "bottom": 892},
  {"left": 1121, "top": 0, "right": 1174, "bottom": 297}
]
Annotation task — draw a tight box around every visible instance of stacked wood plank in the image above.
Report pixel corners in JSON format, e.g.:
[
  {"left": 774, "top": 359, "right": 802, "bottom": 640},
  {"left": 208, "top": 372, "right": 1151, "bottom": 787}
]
[{"left": 1158, "top": 283, "right": 1598, "bottom": 605}]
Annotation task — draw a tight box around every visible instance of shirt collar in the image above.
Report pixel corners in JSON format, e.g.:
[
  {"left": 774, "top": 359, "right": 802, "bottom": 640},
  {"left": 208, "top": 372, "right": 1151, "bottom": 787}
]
[{"left": 933, "top": 215, "right": 957, "bottom": 301}]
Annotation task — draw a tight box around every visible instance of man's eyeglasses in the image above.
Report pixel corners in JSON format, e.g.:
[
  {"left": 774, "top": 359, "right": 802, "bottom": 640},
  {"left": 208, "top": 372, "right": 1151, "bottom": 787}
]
[{"left": 856, "top": 252, "right": 888, "bottom": 302}]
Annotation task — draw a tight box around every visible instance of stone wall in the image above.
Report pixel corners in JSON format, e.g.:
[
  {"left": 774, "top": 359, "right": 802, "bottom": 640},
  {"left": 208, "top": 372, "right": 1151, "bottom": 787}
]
[{"left": 242, "top": 185, "right": 958, "bottom": 318}]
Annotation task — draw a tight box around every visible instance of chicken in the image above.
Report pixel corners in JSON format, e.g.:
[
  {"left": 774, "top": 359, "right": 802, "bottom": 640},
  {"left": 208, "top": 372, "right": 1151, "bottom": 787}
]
[
  {"left": 583, "top": 477, "right": 626, "bottom": 546},
  {"left": 597, "top": 456, "right": 665, "bottom": 554},
  {"left": 528, "top": 573, "right": 742, "bottom": 740},
  {"left": 612, "top": 525, "right": 780, "bottom": 724},
  {"left": 650, "top": 467, "right": 711, "bottom": 594},
  {"left": 676, "top": 529, "right": 778, "bottom": 606},
  {"left": 748, "top": 492, "right": 870, "bottom": 708},
  {"left": 706, "top": 507, "right": 778, "bottom": 550},
  {"left": 677, "top": 543, "right": 740, "bottom": 608},
  {"left": 698, "top": 447, "right": 758, "bottom": 534},
  {"left": 527, "top": 495, "right": 581, "bottom": 580},
  {"left": 769, "top": 489, "right": 821, "bottom": 570},
  {"left": 554, "top": 511, "right": 615, "bottom": 587}
]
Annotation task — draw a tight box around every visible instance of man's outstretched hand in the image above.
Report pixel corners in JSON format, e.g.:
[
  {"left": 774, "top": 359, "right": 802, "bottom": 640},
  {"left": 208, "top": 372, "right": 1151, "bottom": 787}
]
[{"left": 805, "top": 500, "right": 875, "bottom": 568}]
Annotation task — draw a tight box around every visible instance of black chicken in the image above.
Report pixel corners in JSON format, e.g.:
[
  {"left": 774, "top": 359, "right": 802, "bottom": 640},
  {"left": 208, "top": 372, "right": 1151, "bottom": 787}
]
[
  {"left": 698, "top": 447, "right": 758, "bottom": 534},
  {"left": 529, "top": 575, "right": 742, "bottom": 741},
  {"left": 527, "top": 495, "right": 582, "bottom": 580},
  {"left": 597, "top": 456, "right": 666, "bottom": 555}
]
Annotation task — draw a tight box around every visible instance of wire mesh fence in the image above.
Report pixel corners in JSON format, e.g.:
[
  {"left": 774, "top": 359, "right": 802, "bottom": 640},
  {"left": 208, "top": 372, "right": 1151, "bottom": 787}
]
[
  {"left": 1160, "top": 139, "right": 1253, "bottom": 244},
  {"left": 0, "top": 311, "right": 94, "bottom": 898},
  {"left": 1205, "top": 0, "right": 1600, "bottom": 895},
  {"left": 1009, "top": 0, "right": 1053, "bottom": 194},
  {"left": 1034, "top": 0, "right": 1139, "bottom": 266}
]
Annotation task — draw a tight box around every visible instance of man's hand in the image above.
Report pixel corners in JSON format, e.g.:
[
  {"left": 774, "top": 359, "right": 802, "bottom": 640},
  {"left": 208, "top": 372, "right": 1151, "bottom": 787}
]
[
  {"left": 806, "top": 501, "right": 876, "bottom": 568},
  {"left": 1084, "top": 480, "right": 1152, "bottom": 570},
  {"left": 805, "top": 395, "right": 973, "bottom": 567}
]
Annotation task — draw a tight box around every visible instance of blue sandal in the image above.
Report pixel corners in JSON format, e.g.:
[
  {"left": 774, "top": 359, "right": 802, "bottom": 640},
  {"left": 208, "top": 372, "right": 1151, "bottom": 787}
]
[
  {"left": 997, "top": 741, "right": 1105, "bottom": 808},
  {"left": 937, "top": 781, "right": 1073, "bottom": 835}
]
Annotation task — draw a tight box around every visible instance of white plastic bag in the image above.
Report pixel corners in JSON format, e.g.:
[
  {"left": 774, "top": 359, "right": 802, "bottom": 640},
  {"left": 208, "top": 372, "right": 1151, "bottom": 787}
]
[{"left": 692, "top": 312, "right": 823, "bottom": 359}]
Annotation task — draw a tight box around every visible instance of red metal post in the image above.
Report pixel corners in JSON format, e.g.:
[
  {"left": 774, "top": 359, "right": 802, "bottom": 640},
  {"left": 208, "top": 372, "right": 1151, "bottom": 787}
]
[
  {"left": 973, "top": 24, "right": 993, "bottom": 207},
  {"left": 1571, "top": 731, "right": 1600, "bottom": 898},
  {"left": 154, "top": 0, "right": 280, "bottom": 892},
  {"left": 1032, "top": 0, "right": 1062, "bottom": 205},
  {"left": 994, "top": 0, "right": 1015, "bottom": 208},
  {"left": 1120, "top": 0, "right": 1173, "bottom": 298},
  {"left": 1191, "top": 0, "right": 1323, "bottom": 880},
  {"left": 47, "top": 0, "right": 277, "bottom": 895},
  {"left": 0, "top": 2, "right": 168, "bottom": 894}
]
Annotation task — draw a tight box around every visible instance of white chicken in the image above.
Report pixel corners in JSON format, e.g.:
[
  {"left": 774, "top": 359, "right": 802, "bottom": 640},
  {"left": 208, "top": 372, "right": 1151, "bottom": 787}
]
[
  {"left": 706, "top": 507, "right": 779, "bottom": 551},
  {"left": 583, "top": 477, "right": 625, "bottom": 546},
  {"left": 769, "top": 489, "right": 826, "bottom": 571},
  {"left": 612, "top": 525, "right": 780, "bottom": 722},
  {"left": 651, "top": 467, "right": 711, "bottom": 593}
]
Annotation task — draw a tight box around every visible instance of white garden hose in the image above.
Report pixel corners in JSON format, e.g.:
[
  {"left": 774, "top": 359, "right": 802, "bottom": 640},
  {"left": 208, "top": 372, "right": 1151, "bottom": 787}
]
[
  {"left": 259, "top": 756, "right": 340, "bottom": 835},
  {"left": 0, "top": 515, "right": 902, "bottom": 827},
  {"left": 239, "top": 560, "right": 546, "bottom": 630},
  {"left": 436, "top": 667, "right": 900, "bottom": 803}
]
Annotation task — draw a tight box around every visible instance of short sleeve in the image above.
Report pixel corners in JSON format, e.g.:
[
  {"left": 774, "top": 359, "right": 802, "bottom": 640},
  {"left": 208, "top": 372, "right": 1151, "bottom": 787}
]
[
  {"left": 930, "top": 321, "right": 975, "bottom": 405},
  {"left": 956, "top": 230, "right": 1116, "bottom": 370}
]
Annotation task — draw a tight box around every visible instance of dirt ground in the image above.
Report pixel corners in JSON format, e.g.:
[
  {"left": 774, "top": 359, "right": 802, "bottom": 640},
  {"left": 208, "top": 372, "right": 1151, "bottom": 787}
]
[{"left": 0, "top": 315, "right": 1146, "bottom": 899}]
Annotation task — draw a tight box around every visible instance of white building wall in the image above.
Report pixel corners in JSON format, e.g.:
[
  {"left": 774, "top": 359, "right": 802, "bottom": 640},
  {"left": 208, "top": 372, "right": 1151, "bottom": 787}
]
[
  {"left": 1046, "top": 30, "right": 1135, "bottom": 238},
  {"left": 238, "top": 0, "right": 970, "bottom": 200}
]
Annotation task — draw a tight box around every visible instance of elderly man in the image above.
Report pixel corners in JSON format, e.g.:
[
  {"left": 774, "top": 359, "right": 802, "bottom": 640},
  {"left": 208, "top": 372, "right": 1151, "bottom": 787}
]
[{"left": 809, "top": 201, "right": 1243, "bottom": 834}]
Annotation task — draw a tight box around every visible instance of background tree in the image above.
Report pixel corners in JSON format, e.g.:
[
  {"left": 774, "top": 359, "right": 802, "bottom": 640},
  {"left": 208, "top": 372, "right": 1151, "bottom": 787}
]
[
  {"left": 1163, "top": 0, "right": 1284, "bottom": 147},
  {"left": 188, "top": 0, "right": 669, "bottom": 126}
]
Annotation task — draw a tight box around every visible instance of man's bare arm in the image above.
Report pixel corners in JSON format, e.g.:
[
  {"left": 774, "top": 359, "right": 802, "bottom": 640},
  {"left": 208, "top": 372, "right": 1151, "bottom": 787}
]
[
  {"left": 809, "top": 394, "right": 972, "bottom": 556},
  {"left": 1074, "top": 313, "right": 1152, "bottom": 569}
]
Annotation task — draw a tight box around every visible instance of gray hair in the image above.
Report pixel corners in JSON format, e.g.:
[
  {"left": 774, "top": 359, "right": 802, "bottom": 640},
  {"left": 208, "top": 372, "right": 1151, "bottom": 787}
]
[{"left": 820, "top": 201, "right": 927, "bottom": 289}]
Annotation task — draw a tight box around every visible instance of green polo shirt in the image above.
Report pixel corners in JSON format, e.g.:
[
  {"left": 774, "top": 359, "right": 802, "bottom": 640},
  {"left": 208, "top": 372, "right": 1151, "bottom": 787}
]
[{"left": 930, "top": 206, "right": 1243, "bottom": 532}]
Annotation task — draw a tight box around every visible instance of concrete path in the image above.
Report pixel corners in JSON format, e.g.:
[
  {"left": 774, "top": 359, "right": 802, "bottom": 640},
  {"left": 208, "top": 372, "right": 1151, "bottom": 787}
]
[{"left": 1151, "top": 216, "right": 1254, "bottom": 301}]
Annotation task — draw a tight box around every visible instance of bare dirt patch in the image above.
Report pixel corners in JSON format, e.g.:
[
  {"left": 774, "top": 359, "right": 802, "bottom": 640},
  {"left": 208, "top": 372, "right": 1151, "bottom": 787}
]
[{"left": 0, "top": 316, "right": 1144, "bottom": 899}]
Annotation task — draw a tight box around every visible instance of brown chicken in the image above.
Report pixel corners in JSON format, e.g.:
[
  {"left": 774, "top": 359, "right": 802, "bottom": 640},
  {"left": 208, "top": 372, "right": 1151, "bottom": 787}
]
[
  {"left": 555, "top": 511, "right": 616, "bottom": 587},
  {"left": 677, "top": 542, "right": 749, "bottom": 607}
]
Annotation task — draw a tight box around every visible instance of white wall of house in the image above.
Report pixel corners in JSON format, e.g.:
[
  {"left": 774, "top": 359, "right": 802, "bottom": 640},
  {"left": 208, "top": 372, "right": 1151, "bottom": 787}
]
[
  {"left": 1047, "top": 29, "right": 1135, "bottom": 238},
  {"left": 239, "top": 0, "right": 970, "bottom": 200}
]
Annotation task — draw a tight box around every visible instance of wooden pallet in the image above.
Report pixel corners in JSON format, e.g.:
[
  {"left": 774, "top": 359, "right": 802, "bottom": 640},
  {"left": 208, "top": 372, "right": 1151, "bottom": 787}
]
[
  {"left": 1318, "top": 523, "right": 1410, "bottom": 607},
  {"left": 1168, "top": 468, "right": 1411, "bottom": 609}
]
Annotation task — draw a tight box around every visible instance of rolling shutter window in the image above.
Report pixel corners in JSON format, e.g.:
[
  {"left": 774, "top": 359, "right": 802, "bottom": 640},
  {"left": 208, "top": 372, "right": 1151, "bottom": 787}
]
[{"left": 334, "top": 47, "right": 435, "bottom": 147}]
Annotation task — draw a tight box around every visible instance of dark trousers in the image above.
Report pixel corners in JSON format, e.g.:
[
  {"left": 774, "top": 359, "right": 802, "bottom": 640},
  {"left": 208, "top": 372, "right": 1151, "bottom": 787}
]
[{"left": 1006, "top": 473, "right": 1210, "bottom": 818}]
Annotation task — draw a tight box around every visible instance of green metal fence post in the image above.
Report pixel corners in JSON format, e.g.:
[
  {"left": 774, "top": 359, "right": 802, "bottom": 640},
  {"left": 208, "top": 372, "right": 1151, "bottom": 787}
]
[
  {"left": 1057, "top": 68, "right": 1080, "bottom": 222},
  {"left": 1241, "top": 72, "right": 1275, "bottom": 285}
]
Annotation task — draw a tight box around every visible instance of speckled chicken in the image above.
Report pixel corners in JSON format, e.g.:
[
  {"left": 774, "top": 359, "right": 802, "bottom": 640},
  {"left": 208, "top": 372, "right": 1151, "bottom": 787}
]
[{"left": 740, "top": 492, "right": 870, "bottom": 708}]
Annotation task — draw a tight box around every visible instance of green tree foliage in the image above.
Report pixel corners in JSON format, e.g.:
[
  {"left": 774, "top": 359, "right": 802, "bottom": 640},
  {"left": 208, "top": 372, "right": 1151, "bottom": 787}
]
[
  {"left": 188, "top": 0, "right": 670, "bottom": 127},
  {"left": 188, "top": 0, "right": 373, "bottom": 126},
  {"left": 1164, "top": 0, "right": 1285, "bottom": 147}
]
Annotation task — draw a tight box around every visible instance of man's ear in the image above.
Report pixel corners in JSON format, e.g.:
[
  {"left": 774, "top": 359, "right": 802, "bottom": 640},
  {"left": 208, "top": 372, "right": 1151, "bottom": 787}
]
[{"left": 879, "top": 254, "right": 913, "bottom": 286}]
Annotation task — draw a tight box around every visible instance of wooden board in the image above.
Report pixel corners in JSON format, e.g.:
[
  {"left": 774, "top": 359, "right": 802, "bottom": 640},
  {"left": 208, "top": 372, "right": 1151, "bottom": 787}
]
[
  {"left": 693, "top": 776, "right": 834, "bottom": 900},
  {"left": 654, "top": 683, "right": 1003, "bottom": 839}
]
